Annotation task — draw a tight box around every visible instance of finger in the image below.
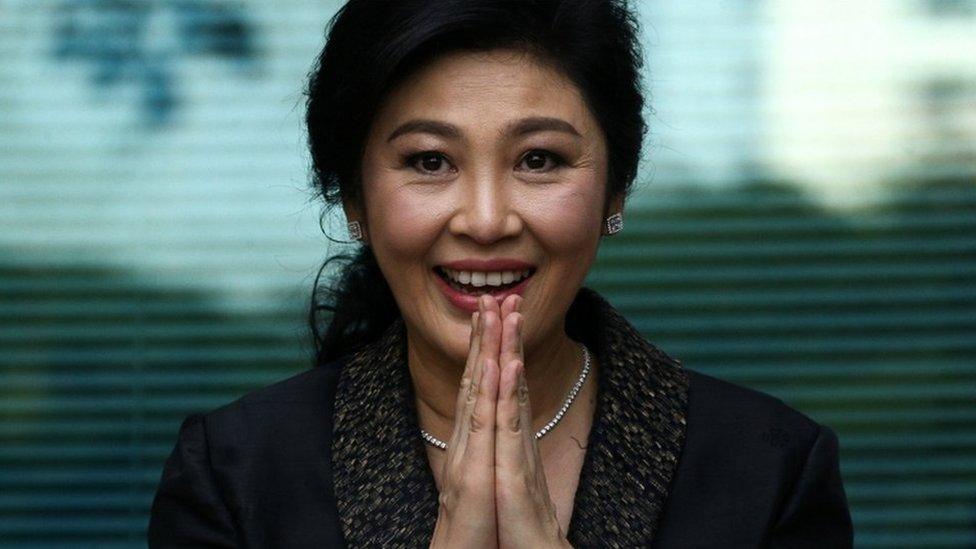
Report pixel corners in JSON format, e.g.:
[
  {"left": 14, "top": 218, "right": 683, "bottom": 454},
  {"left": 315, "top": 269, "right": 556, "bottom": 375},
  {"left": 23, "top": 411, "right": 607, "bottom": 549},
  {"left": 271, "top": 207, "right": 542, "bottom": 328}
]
[
  {"left": 468, "top": 311, "right": 480, "bottom": 359},
  {"left": 495, "top": 356, "right": 524, "bottom": 471},
  {"left": 499, "top": 312, "right": 522, "bottom": 391},
  {"left": 458, "top": 296, "right": 502, "bottom": 450},
  {"left": 457, "top": 298, "right": 501, "bottom": 449},
  {"left": 521, "top": 358, "right": 554, "bottom": 499},
  {"left": 449, "top": 310, "right": 480, "bottom": 444},
  {"left": 458, "top": 311, "right": 479, "bottom": 388},
  {"left": 463, "top": 356, "right": 499, "bottom": 465},
  {"left": 499, "top": 293, "right": 519, "bottom": 320},
  {"left": 459, "top": 310, "right": 481, "bottom": 397},
  {"left": 515, "top": 301, "right": 524, "bottom": 357},
  {"left": 480, "top": 296, "right": 503, "bottom": 370},
  {"left": 517, "top": 356, "right": 557, "bottom": 521},
  {"left": 451, "top": 298, "right": 488, "bottom": 449},
  {"left": 516, "top": 359, "right": 538, "bottom": 471},
  {"left": 485, "top": 293, "right": 502, "bottom": 322}
]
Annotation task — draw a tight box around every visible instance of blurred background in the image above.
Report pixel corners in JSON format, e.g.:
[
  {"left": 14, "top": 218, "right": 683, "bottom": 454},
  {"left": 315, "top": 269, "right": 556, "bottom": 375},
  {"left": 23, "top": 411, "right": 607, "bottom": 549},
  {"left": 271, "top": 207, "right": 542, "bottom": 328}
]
[{"left": 1, "top": 0, "right": 973, "bottom": 546}]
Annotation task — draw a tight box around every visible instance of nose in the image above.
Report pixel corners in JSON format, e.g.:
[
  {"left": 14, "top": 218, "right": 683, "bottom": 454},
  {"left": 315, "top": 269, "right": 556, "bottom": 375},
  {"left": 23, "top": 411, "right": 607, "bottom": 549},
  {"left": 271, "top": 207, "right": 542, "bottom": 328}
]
[{"left": 447, "top": 175, "right": 523, "bottom": 245}]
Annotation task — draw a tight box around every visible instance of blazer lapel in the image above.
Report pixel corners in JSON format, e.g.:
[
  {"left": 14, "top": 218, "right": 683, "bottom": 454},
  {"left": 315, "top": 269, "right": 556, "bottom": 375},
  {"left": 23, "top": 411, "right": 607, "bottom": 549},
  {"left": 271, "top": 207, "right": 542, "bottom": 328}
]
[
  {"left": 331, "top": 317, "right": 439, "bottom": 547},
  {"left": 331, "top": 288, "right": 689, "bottom": 548},
  {"left": 564, "top": 288, "right": 690, "bottom": 547}
]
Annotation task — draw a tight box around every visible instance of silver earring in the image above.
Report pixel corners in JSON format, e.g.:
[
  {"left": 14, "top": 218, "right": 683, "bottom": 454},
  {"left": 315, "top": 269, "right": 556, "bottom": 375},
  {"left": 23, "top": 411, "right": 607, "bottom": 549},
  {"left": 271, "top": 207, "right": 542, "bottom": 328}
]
[
  {"left": 347, "top": 220, "right": 364, "bottom": 241},
  {"left": 605, "top": 212, "right": 623, "bottom": 235}
]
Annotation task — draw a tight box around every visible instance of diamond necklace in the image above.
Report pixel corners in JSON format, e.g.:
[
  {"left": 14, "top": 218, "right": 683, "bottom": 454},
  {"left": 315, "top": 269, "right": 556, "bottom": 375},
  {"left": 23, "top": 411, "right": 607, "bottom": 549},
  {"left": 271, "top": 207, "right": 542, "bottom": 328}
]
[{"left": 419, "top": 343, "right": 592, "bottom": 451}]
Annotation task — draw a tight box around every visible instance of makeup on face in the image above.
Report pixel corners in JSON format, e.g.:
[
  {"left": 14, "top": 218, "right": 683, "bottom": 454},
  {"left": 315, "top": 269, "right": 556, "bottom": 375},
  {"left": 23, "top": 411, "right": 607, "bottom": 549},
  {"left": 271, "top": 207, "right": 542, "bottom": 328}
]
[
  {"left": 358, "top": 48, "right": 610, "bottom": 363},
  {"left": 432, "top": 258, "right": 536, "bottom": 313}
]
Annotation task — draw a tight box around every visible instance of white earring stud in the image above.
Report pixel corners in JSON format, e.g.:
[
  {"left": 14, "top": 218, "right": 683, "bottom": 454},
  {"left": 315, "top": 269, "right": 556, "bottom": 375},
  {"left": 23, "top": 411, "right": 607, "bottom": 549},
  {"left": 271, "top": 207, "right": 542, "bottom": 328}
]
[
  {"left": 605, "top": 212, "right": 623, "bottom": 235},
  {"left": 347, "top": 220, "right": 364, "bottom": 241}
]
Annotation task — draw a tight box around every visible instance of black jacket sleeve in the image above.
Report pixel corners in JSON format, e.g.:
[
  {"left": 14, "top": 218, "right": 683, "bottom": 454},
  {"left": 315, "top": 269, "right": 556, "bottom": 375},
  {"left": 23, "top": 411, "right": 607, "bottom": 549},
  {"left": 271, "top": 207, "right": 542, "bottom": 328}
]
[
  {"left": 768, "top": 424, "right": 853, "bottom": 548},
  {"left": 148, "top": 413, "right": 238, "bottom": 548}
]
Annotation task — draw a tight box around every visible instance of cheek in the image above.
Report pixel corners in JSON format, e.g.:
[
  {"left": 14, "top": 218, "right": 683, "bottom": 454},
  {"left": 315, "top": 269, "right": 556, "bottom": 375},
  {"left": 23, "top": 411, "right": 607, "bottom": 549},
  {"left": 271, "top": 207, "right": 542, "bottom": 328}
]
[
  {"left": 520, "top": 183, "right": 604, "bottom": 254},
  {"left": 367, "top": 187, "right": 449, "bottom": 265},
  {"left": 516, "top": 183, "right": 604, "bottom": 349}
]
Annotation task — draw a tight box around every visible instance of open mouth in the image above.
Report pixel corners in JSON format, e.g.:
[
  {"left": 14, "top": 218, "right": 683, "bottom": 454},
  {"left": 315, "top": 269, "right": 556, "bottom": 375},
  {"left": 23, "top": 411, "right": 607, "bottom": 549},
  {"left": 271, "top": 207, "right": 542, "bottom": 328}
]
[{"left": 434, "top": 266, "right": 536, "bottom": 295}]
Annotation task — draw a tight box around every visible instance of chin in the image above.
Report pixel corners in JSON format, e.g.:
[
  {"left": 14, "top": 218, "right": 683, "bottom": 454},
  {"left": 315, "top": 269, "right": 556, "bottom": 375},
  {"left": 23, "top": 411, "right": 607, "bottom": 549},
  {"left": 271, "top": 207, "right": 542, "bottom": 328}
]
[
  {"left": 446, "top": 319, "right": 475, "bottom": 364},
  {"left": 410, "top": 312, "right": 475, "bottom": 366}
]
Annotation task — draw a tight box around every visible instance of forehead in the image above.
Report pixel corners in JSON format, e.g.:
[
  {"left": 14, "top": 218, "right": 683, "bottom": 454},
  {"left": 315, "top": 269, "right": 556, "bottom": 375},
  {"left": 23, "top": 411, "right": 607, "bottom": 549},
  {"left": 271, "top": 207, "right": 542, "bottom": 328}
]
[{"left": 373, "top": 48, "right": 595, "bottom": 133}]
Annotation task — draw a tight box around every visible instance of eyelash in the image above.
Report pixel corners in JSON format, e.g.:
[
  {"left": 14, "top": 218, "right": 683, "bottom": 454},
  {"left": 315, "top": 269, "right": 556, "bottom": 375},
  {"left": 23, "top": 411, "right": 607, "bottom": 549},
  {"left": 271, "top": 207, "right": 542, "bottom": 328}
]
[{"left": 403, "top": 149, "right": 567, "bottom": 176}]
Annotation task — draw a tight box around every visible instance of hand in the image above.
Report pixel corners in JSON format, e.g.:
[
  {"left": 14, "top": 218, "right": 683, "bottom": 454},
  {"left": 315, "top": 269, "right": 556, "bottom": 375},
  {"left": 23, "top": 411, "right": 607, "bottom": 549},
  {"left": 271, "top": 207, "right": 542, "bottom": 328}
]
[
  {"left": 493, "top": 294, "right": 572, "bottom": 549},
  {"left": 429, "top": 295, "right": 570, "bottom": 549},
  {"left": 429, "top": 295, "right": 502, "bottom": 548}
]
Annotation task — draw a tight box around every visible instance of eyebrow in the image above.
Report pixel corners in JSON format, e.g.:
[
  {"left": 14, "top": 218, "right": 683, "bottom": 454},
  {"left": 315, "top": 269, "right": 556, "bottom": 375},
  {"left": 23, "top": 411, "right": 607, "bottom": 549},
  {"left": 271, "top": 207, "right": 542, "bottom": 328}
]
[{"left": 386, "top": 116, "right": 582, "bottom": 143}]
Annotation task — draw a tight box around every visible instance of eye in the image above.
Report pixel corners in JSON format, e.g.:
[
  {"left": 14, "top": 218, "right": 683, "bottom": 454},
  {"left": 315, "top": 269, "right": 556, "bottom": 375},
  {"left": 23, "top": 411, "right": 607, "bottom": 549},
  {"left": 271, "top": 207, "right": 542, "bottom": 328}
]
[
  {"left": 517, "top": 149, "right": 565, "bottom": 172},
  {"left": 404, "top": 151, "right": 455, "bottom": 176}
]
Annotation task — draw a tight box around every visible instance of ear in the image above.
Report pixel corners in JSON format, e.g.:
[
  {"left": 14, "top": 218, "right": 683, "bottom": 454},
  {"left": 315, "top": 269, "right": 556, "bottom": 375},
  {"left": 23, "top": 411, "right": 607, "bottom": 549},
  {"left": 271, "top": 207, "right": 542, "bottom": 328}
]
[
  {"left": 342, "top": 199, "right": 368, "bottom": 243},
  {"left": 606, "top": 192, "right": 624, "bottom": 218}
]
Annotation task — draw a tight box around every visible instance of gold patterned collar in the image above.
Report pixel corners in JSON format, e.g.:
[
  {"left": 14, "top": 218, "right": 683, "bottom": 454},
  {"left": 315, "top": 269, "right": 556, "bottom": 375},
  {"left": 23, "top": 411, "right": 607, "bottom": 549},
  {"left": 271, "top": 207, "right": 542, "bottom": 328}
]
[{"left": 331, "top": 288, "right": 690, "bottom": 547}]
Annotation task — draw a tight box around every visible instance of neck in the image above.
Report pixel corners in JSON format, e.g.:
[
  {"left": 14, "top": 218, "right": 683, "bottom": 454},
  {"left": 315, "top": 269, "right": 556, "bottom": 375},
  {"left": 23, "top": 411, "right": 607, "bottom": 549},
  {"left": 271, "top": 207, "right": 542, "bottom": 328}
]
[{"left": 408, "top": 323, "right": 583, "bottom": 444}]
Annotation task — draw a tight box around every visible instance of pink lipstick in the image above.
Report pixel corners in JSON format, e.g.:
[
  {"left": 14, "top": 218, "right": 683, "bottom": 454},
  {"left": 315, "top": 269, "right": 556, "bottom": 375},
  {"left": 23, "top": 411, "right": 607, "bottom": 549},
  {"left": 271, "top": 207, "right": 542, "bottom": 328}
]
[{"left": 432, "top": 258, "right": 535, "bottom": 313}]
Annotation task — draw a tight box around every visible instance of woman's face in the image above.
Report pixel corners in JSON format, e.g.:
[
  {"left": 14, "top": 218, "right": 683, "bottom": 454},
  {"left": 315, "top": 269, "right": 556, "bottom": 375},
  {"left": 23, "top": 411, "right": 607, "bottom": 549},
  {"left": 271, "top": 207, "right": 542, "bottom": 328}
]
[{"left": 354, "top": 48, "right": 616, "bottom": 364}]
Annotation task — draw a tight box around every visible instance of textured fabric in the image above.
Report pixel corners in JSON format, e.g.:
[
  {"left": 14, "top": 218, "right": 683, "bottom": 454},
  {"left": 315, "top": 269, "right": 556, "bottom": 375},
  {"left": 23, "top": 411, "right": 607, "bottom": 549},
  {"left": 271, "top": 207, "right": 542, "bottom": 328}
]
[
  {"left": 652, "top": 371, "right": 853, "bottom": 547},
  {"left": 331, "top": 287, "right": 690, "bottom": 547},
  {"left": 148, "top": 287, "right": 853, "bottom": 547}
]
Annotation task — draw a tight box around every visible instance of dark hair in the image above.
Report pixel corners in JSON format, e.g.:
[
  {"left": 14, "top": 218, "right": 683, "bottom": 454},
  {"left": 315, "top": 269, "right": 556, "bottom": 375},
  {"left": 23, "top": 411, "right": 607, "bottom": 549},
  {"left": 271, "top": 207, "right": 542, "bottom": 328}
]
[{"left": 306, "top": 0, "right": 648, "bottom": 365}]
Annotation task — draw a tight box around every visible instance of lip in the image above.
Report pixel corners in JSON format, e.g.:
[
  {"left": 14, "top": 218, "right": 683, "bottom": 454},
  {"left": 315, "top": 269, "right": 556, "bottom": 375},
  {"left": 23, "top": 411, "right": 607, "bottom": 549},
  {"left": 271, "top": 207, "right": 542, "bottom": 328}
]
[
  {"left": 433, "top": 260, "right": 535, "bottom": 313},
  {"left": 440, "top": 258, "right": 535, "bottom": 271}
]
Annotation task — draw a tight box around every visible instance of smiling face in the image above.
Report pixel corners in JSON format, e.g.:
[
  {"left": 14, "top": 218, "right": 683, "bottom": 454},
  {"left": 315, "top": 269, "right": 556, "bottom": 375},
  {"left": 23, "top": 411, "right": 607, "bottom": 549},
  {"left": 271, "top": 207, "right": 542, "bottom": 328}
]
[{"left": 353, "top": 48, "right": 619, "bottom": 365}]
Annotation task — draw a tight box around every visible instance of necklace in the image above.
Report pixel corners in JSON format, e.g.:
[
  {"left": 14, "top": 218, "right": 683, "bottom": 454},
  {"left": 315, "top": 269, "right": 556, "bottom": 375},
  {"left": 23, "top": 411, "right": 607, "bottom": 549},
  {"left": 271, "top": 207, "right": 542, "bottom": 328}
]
[{"left": 420, "top": 343, "right": 592, "bottom": 451}]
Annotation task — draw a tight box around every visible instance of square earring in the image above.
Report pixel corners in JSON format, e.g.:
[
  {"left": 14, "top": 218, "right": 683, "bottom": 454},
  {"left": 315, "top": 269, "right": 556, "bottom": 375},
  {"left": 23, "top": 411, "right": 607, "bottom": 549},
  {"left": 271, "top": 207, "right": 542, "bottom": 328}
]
[
  {"left": 605, "top": 212, "right": 623, "bottom": 235},
  {"left": 347, "top": 220, "right": 364, "bottom": 241}
]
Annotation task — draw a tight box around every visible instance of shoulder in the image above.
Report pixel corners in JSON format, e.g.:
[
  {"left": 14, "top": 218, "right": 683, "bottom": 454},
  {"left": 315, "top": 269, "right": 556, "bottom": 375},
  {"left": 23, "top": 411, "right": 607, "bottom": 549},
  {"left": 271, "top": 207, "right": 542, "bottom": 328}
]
[
  {"left": 653, "top": 368, "right": 851, "bottom": 545},
  {"left": 160, "top": 357, "right": 350, "bottom": 493},
  {"left": 217, "top": 359, "right": 344, "bottom": 409},
  {"left": 151, "top": 358, "right": 352, "bottom": 545},
  {"left": 683, "top": 367, "right": 824, "bottom": 446},
  {"left": 190, "top": 357, "right": 349, "bottom": 448},
  {"left": 679, "top": 367, "right": 831, "bottom": 473}
]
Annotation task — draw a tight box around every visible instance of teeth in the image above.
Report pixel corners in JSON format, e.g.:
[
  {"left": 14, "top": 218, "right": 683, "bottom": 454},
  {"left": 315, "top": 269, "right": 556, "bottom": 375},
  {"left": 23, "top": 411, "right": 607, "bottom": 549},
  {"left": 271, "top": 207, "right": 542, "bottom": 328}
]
[{"left": 441, "top": 268, "right": 533, "bottom": 287}]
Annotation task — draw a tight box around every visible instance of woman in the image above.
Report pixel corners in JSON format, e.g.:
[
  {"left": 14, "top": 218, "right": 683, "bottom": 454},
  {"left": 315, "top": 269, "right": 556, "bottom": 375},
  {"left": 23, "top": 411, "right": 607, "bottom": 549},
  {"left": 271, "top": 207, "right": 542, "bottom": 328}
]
[{"left": 149, "top": 0, "right": 853, "bottom": 547}]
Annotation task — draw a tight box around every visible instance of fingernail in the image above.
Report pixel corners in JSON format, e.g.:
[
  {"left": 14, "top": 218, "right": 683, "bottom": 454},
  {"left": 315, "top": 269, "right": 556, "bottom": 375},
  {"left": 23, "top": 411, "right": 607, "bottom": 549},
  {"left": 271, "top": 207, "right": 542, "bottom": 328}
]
[
  {"left": 516, "top": 362, "right": 526, "bottom": 394},
  {"left": 509, "top": 360, "right": 521, "bottom": 392}
]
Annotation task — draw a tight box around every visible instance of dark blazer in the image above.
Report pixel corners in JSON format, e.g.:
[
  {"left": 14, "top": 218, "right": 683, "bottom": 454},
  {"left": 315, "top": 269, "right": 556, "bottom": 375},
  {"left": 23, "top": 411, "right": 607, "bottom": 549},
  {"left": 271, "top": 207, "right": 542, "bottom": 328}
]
[{"left": 149, "top": 289, "right": 853, "bottom": 548}]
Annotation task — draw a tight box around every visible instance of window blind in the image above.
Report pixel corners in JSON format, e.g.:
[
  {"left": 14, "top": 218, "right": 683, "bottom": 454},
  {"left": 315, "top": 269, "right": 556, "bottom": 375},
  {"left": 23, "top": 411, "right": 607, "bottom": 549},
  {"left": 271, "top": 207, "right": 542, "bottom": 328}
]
[{"left": 1, "top": 1, "right": 973, "bottom": 546}]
